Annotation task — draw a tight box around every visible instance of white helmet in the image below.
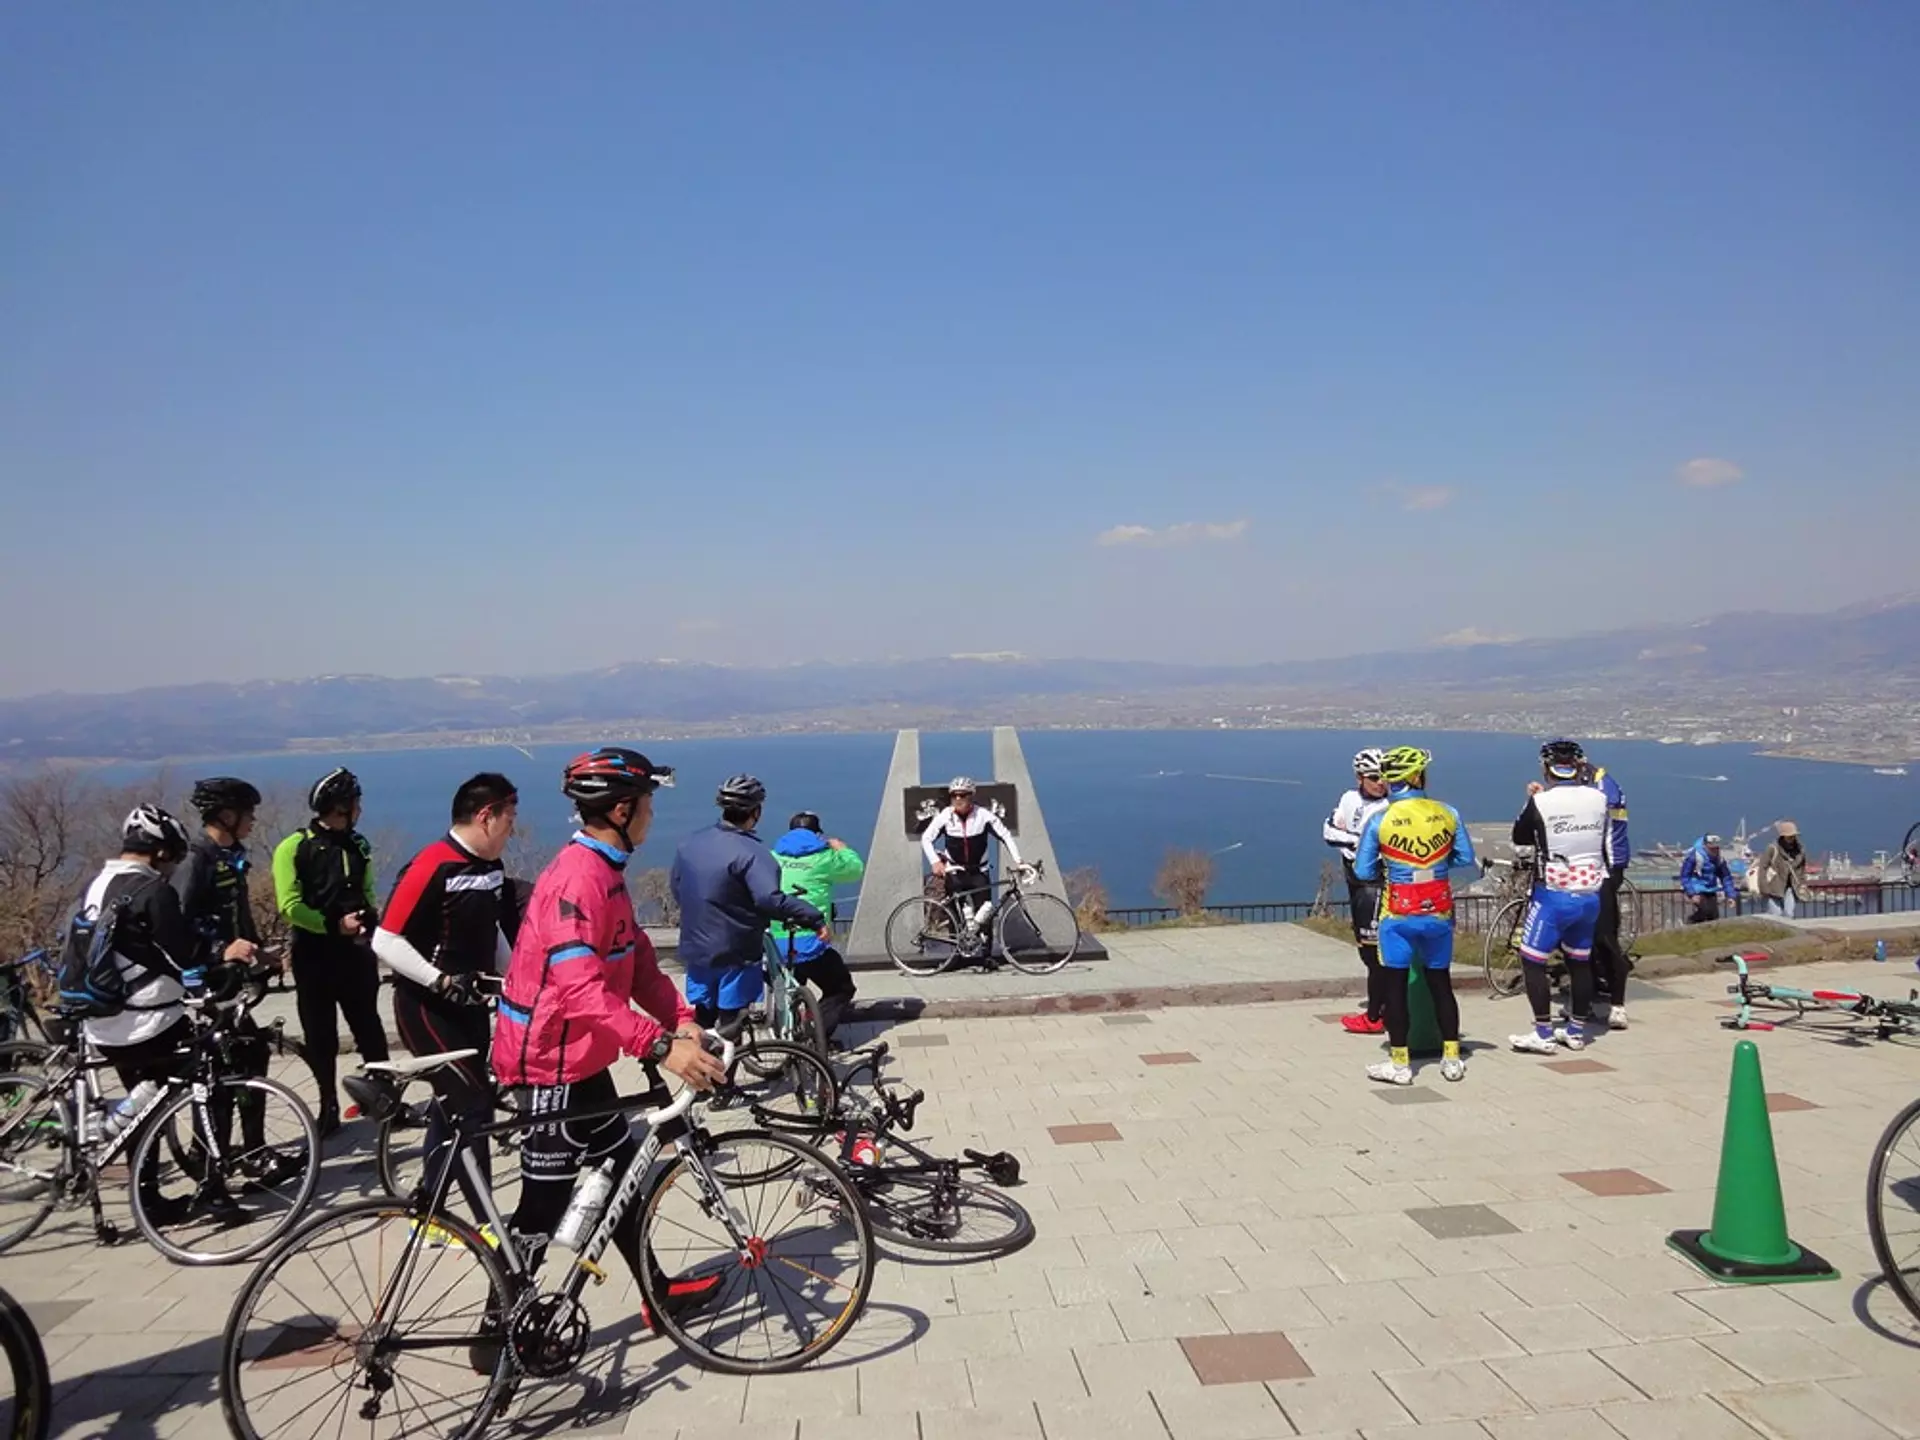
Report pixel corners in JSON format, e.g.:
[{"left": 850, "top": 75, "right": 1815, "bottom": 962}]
[
  {"left": 947, "top": 776, "right": 977, "bottom": 795},
  {"left": 123, "top": 803, "right": 191, "bottom": 859},
  {"left": 1353, "top": 748, "right": 1386, "bottom": 777}
]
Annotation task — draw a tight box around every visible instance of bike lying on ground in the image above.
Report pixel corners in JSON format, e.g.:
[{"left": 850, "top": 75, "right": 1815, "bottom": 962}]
[
  {"left": 0, "top": 1283, "right": 50, "bottom": 1440},
  {"left": 220, "top": 1033, "right": 875, "bottom": 1440},
  {"left": 883, "top": 860, "right": 1081, "bottom": 978},
  {"left": 0, "top": 966, "right": 320, "bottom": 1265},
  {"left": 1867, "top": 1094, "right": 1920, "bottom": 1327},
  {"left": 1718, "top": 951, "right": 1920, "bottom": 1042}
]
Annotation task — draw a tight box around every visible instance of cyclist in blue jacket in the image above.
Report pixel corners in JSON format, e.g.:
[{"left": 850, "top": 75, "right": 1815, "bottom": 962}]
[{"left": 1679, "top": 835, "right": 1739, "bottom": 925}]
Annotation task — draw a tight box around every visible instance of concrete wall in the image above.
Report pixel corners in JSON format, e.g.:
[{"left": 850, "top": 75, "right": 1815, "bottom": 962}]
[
  {"left": 992, "top": 726, "right": 1068, "bottom": 903},
  {"left": 844, "top": 728, "right": 923, "bottom": 960}
]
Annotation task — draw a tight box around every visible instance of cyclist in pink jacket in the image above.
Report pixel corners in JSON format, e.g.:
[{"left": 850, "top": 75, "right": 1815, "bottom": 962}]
[{"left": 492, "top": 747, "right": 725, "bottom": 1332}]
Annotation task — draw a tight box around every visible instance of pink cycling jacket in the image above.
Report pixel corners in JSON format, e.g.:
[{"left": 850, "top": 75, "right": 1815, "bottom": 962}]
[{"left": 492, "top": 834, "right": 693, "bottom": 1086}]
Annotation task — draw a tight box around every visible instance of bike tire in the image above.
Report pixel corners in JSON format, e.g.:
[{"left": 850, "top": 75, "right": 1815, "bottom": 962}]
[
  {"left": 0, "top": 1284, "right": 51, "bottom": 1440},
  {"left": 1616, "top": 875, "right": 1641, "bottom": 954},
  {"left": 1482, "top": 897, "right": 1528, "bottom": 998},
  {"left": 859, "top": 1171, "right": 1035, "bottom": 1256},
  {"left": 788, "top": 984, "right": 830, "bottom": 1062},
  {"left": 0, "top": 1044, "right": 52, "bottom": 1080},
  {"left": 1867, "top": 1095, "right": 1920, "bottom": 1328},
  {"left": 0, "top": 1076, "right": 65, "bottom": 1257},
  {"left": 884, "top": 896, "right": 960, "bottom": 977},
  {"left": 219, "top": 1197, "right": 515, "bottom": 1440},
  {"left": 709, "top": 1042, "right": 840, "bottom": 1167},
  {"left": 129, "top": 1076, "right": 320, "bottom": 1266},
  {"left": 995, "top": 893, "right": 1081, "bottom": 975},
  {"left": 640, "top": 1130, "right": 874, "bottom": 1375}
]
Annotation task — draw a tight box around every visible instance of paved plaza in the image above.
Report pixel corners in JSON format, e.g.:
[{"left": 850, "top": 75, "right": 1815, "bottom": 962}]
[{"left": 5, "top": 954, "right": 1919, "bottom": 1439}]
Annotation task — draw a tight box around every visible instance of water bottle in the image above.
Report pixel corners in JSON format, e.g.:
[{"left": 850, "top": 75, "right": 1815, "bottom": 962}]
[
  {"left": 102, "top": 1080, "right": 165, "bottom": 1139},
  {"left": 835, "top": 1130, "right": 880, "bottom": 1167},
  {"left": 1875, "top": 939, "right": 1887, "bottom": 964},
  {"left": 552, "top": 1161, "right": 616, "bottom": 1250}
]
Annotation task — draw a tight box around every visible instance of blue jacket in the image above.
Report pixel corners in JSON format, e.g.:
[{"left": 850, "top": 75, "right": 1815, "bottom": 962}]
[
  {"left": 1590, "top": 765, "right": 1632, "bottom": 870},
  {"left": 1679, "top": 838, "right": 1738, "bottom": 899},
  {"left": 670, "top": 822, "right": 826, "bottom": 972}
]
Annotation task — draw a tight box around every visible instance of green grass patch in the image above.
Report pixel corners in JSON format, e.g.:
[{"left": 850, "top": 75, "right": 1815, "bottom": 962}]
[
  {"left": 1292, "top": 914, "right": 1353, "bottom": 942},
  {"left": 1628, "top": 918, "right": 1796, "bottom": 956}
]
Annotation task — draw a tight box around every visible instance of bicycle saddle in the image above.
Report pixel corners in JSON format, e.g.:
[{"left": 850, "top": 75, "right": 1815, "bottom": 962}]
[{"left": 364, "top": 1049, "right": 479, "bottom": 1077}]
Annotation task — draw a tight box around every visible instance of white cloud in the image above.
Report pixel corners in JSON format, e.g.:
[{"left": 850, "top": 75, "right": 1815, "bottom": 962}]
[
  {"left": 1432, "top": 626, "right": 1519, "bottom": 647},
  {"left": 1395, "top": 484, "right": 1457, "bottom": 512},
  {"left": 1676, "top": 457, "right": 1744, "bottom": 488},
  {"left": 1096, "top": 519, "right": 1250, "bottom": 548}
]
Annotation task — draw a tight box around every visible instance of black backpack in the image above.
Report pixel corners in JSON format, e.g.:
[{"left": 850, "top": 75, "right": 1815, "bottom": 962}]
[{"left": 57, "top": 875, "right": 166, "bottom": 1018}]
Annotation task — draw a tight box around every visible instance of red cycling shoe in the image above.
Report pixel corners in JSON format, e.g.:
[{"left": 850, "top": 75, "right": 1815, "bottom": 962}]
[{"left": 1340, "top": 1013, "right": 1386, "bottom": 1035}]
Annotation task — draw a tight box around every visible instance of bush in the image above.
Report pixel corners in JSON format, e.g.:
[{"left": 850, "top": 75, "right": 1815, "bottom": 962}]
[
  {"left": 632, "top": 867, "right": 679, "bottom": 926},
  {"left": 1154, "top": 848, "right": 1213, "bottom": 916},
  {"left": 1064, "top": 866, "right": 1110, "bottom": 932}
]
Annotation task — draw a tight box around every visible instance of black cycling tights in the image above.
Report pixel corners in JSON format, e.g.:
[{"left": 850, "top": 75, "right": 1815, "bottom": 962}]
[
  {"left": 1525, "top": 957, "right": 1594, "bottom": 1028},
  {"left": 1381, "top": 966, "right": 1460, "bottom": 1048}
]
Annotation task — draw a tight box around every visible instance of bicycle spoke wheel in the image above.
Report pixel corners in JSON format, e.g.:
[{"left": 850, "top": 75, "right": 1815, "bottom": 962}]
[
  {"left": 0, "top": 1076, "right": 66, "bottom": 1256},
  {"left": 1616, "top": 877, "right": 1641, "bottom": 954},
  {"left": 220, "top": 1198, "right": 513, "bottom": 1440},
  {"left": 0, "top": 1284, "right": 51, "bottom": 1440},
  {"left": 788, "top": 986, "right": 829, "bottom": 1061},
  {"left": 643, "top": 1132, "right": 873, "bottom": 1375},
  {"left": 708, "top": 1043, "right": 839, "bottom": 1161},
  {"left": 130, "top": 1077, "right": 320, "bottom": 1265},
  {"left": 995, "top": 893, "right": 1081, "bottom": 975},
  {"left": 1482, "top": 898, "right": 1527, "bottom": 998},
  {"left": 860, "top": 1172, "right": 1035, "bottom": 1256},
  {"left": 1868, "top": 1097, "right": 1920, "bottom": 1327},
  {"left": 884, "top": 897, "right": 960, "bottom": 978}
]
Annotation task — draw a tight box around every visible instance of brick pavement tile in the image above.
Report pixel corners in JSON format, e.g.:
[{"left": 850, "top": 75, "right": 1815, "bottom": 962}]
[
  {"left": 742, "top": 1367, "right": 861, "bottom": 1423},
  {"left": 1824, "top": 1374, "right": 1920, "bottom": 1436},
  {"left": 1327, "top": 1210, "right": 1447, "bottom": 1251},
  {"left": 1701, "top": 1330, "right": 1865, "bottom": 1385},
  {"left": 1405, "top": 1203, "right": 1522, "bottom": 1239},
  {"left": 1719, "top": 1382, "right": 1901, "bottom": 1440},
  {"left": 967, "top": 1352, "right": 1091, "bottom": 1403},
  {"left": 1596, "top": 1396, "right": 1769, "bottom": 1440},
  {"left": 919, "top": 1403, "right": 1044, "bottom": 1440},
  {"left": 1046, "top": 1206, "right": 1123, "bottom": 1238},
  {"left": 1011, "top": 1302, "right": 1127, "bottom": 1352},
  {"left": 44, "top": 1296, "right": 183, "bottom": 1335},
  {"left": 1573, "top": 1253, "right": 1697, "bottom": 1296},
  {"left": 1177, "top": 1330, "right": 1314, "bottom": 1386},
  {"left": 1397, "top": 1271, "right": 1524, "bottom": 1319},
  {"left": 1142, "top": 1053, "right": 1200, "bottom": 1066},
  {"left": 1209, "top": 1287, "right": 1328, "bottom": 1334},
  {"left": 1270, "top": 1373, "right": 1417, "bottom": 1433},
  {"left": 1078, "top": 1231, "right": 1181, "bottom": 1267},
  {"left": 1287, "top": 1321, "right": 1417, "bottom": 1376},
  {"left": 1387, "top": 1313, "right": 1527, "bottom": 1366},
  {"left": 20, "top": 1299, "right": 88, "bottom": 1335},
  {"left": 1102, "top": 1015, "right": 1153, "bottom": 1026},
  {"left": 1244, "top": 1216, "right": 1347, "bottom": 1252},
  {"left": 1485, "top": 1303, "right": 1631, "bottom": 1355},
  {"left": 1595, "top": 1337, "right": 1762, "bottom": 1400},
  {"left": 686, "top": 1421, "right": 795, "bottom": 1440},
  {"left": 1586, "top": 1291, "right": 1734, "bottom": 1343},
  {"left": 1412, "top": 1237, "right": 1524, "bottom": 1276},
  {"left": 1052, "top": 1123, "right": 1124, "bottom": 1144},
  {"left": 1076, "top": 1338, "right": 1206, "bottom": 1397},
  {"left": 1049, "top": 1264, "right": 1150, "bottom": 1306},
  {"left": 1561, "top": 1168, "right": 1671, "bottom": 1197},
  {"left": 1186, "top": 1198, "right": 1281, "bottom": 1229},
  {"left": 1165, "top": 1224, "right": 1260, "bottom": 1262},
  {"left": 1541, "top": 1058, "right": 1617, "bottom": 1073},
  {"left": 1487, "top": 1348, "right": 1645, "bottom": 1408},
  {"left": 1110, "top": 1295, "right": 1229, "bottom": 1342},
  {"left": 1787, "top": 1321, "right": 1920, "bottom": 1376},
  {"left": 1681, "top": 1286, "right": 1839, "bottom": 1333},
  {"left": 1315, "top": 1244, "right": 1433, "bottom": 1284},
  {"left": 856, "top": 1357, "right": 974, "bottom": 1414},
  {"left": 898, "top": 1033, "right": 951, "bottom": 1047},
  {"left": 917, "top": 1312, "right": 1025, "bottom": 1364},
  {"left": 799, "top": 1415, "right": 920, "bottom": 1440},
  {"left": 1361, "top": 1426, "right": 1504, "bottom": 1440},
  {"left": 1137, "top": 1257, "right": 1247, "bottom": 1298},
  {"left": 1766, "top": 1093, "right": 1820, "bottom": 1112},
  {"left": 951, "top": 1268, "right": 1062, "bottom": 1315},
  {"left": 1109, "top": 1201, "right": 1204, "bottom": 1235},
  {"left": 1378, "top": 1361, "right": 1531, "bottom": 1424},
  {"left": 1488, "top": 1264, "right": 1621, "bottom": 1308},
  {"left": 1482, "top": 1408, "right": 1624, "bottom": 1440},
  {"left": 1493, "top": 1231, "right": 1608, "bottom": 1269},
  {"left": 1299, "top": 1280, "right": 1415, "bottom": 1325},
  {"left": 1373, "top": 1087, "right": 1449, "bottom": 1105},
  {"left": 1154, "top": 1384, "right": 1295, "bottom": 1439},
  {"left": 1037, "top": 1396, "right": 1172, "bottom": 1440}
]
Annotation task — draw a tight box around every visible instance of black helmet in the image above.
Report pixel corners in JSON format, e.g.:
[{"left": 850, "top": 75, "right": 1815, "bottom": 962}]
[
  {"left": 123, "top": 804, "right": 191, "bottom": 860},
  {"left": 788, "top": 811, "right": 822, "bottom": 833},
  {"left": 716, "top": 774, "right": 767, "bottom": 810},
  {"left": 1540, "top": 738, "right": 1586, "bottom": 778},
  {"left": 191, "top": 776, "right": 261, "bottom": 820},
  {"left": 308, "top": 768, "right": 362, "bottom": 814},
  {"left": 563, "top": 748, "right": 672, "bottom": 805}
]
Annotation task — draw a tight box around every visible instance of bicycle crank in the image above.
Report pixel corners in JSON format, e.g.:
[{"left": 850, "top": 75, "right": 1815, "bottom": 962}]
[{"left": 508, "top": 1291, "right": 591, "bottom": 1378}]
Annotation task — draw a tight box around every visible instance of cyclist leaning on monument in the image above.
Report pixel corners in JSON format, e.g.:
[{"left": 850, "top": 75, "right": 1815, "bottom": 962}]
[
  {"left": 1351, "top": 746, "right": 1475, "bottom": 1087},
  {"left": 1508, "top": 740, "right": 1610, "bottom": 1055},
  {"left": 921, "top": 777, "right": 1025, "bottom": 925},
  {"left": 1323, "top": 748, "right": 1391, "bottom": 1036}
]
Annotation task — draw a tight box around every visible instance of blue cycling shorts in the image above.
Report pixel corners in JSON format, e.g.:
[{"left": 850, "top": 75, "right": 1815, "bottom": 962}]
[
  {"left": 1378, "top": 914, "right": 1455, "bottom": 971},
  {"left": 1520, "top": 889, "right": 1601, "bottom": 962},
  {"left": 682, "top": 963, "right": 764, "bottom": 1012}
]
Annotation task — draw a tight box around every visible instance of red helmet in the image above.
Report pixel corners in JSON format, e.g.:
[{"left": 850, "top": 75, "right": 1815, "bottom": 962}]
[{"left": 562, "top": 748, "right": 673, "bottom": 805}]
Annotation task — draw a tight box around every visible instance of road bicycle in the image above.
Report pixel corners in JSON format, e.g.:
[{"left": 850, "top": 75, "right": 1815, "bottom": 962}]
[
  {"left": 0, "top": 1283, "right": 50, "bottom": 1440},
  {"left": 1480, "top": 855, "right": 1639, "bottom": 998},
  {"left": 883, "top": 860, "right": 1081, "bottom": 977},
  {"left": 1867, "top": 1093, "right": 1920, "bottom": 1327},
  {"left": 0, "top": 951, "right": 60, "bottom": 1062},
  {"left": 1718, "top": 951, "right": 1920, "bottom": 1042},
  {"left": 219, "top": 1034, "right": 875, "bottom": 1440},
  {"left": 0, "top": 974, "right": 320, "bottom": 1265},
  {"left": 735, "top": 929, "right": 828, "bottom": 1068}
]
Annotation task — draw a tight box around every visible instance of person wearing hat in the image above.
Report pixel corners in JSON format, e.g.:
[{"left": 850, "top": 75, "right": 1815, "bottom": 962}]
[
  {"left": 1679, "top": 833, "right": 1739, "bottom": 924},
  {"left": 272, "top": 767, "right": 390, "bottom": 1134},
  {"left": 1755, "top": 821, "right": 1812, "bottom": 920}
]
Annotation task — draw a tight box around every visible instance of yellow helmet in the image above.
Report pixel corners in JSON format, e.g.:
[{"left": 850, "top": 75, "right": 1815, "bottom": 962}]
[{"left": 1379, "top": 745, "right": 1432, "bottom": 785}]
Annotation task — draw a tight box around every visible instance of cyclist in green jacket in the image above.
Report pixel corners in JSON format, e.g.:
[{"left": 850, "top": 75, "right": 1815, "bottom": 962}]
[
  {"left": 271, "top": 768, "right": 390, "bottom": 1135},
  {"left": 771, "top": 812, "right": 864, "bottom": 1042}
]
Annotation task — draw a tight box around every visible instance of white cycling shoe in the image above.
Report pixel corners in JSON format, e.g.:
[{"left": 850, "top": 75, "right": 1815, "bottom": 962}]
[
  {"left": 1510, "top": 1031, "right": 1559, "bottom": 1055},
  {"left": 1440, "top": 1056, "right": 1466, "bottom": 1082},
  {"left": 1366, "top": 1060, "right": 1413, "bottom": 1087}
]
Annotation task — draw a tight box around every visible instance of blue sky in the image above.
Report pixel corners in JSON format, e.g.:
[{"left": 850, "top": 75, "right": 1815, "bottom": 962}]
[{"left": 3, "top": 3, "right": 1915, "bottom": 695}]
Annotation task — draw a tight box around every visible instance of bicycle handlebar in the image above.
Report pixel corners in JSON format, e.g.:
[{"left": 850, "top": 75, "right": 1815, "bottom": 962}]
[{"left": 638, "top": 1029, "right": 738, "bottom": 1128}]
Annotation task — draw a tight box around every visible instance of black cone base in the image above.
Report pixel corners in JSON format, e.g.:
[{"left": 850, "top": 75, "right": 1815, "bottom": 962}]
[{"left": 1667, "top": 1229, "right": 1839, "bottom": 1285}]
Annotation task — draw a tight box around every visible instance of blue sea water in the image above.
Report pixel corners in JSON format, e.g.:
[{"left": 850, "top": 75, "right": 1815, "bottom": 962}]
[{"left": 103, "top": 730, "right": 1918, "bottom": 907}]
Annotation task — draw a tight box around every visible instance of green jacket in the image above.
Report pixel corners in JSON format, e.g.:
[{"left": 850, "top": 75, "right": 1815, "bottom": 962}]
[
  {"left": 272, "top": 823, "right": 380, "bottom": 937},
  {"left": 771, "top": 829, "right": 864, "bottom": 961}
]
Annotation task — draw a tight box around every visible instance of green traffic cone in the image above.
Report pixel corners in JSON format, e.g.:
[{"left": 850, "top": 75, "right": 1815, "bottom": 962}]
[
  {"left": 1406, "top": 961, "right": 1443, "bottom": 1059},
  {"left": 1667, "top": 1039, "right": 1838, "bottom": 1284}
]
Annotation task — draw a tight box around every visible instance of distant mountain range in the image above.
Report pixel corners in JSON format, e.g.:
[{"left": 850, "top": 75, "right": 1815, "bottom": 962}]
[{"left": 7, "top": 594, "right": 1919, "bottom": 762}]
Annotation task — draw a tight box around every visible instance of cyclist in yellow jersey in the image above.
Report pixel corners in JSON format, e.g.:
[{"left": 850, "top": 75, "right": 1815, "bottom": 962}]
[{"left": 1351, "top": 746, "right": 1476, "bottom": 1086}]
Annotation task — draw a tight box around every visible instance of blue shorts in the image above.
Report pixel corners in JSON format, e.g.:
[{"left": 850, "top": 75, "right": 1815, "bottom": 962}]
[
  {"left": 682, "top": 963, "right": 764, "bottom": 1012},
  {"left": 1520, "top": 889, "right": 1601, "bottom": 962},
  {"left": 1378, "top": 914, "right": 1455, "bottom": 971}
]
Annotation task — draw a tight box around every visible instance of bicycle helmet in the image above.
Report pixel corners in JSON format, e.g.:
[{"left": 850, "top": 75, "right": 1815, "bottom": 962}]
[
  {"left": 715, "top": 774, "right": 767, "bottom": 810},
  {"left": 1378, "top": 746, "right": 1432, "bottom": 785},
  {"left": 191, "top": 776, "right": 261, "bottom": 819},
  {"left": 123, "top": 803, "right": 191, "bottom": 859},
  {"left": 948, "top": 776, "right": 977, "bottom": 796},
  {"left": 562, "top": 748, "right": 672, "bottom": 804},
  {"left": 1352, "top": 748, "right": 1386, "bottom": 777},
  {"left": 1540, "top": 738, "right": 1586, "bottom": 780},
  {"left": 307, "top": 767, "right": 362, "bottom": 815},
  {"left": 788, "top": 811, "right": 822, "bottom": 833}
]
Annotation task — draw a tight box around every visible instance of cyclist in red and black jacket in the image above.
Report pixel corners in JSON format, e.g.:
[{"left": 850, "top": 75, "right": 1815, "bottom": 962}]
[{"left": 373, "top": 773, "right": 520, "bottom": 1212}]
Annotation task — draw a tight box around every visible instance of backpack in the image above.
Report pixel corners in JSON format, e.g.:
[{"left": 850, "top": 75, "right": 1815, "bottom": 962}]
[{"left": 57, "top": 875, "right": 166, "bottom": 1018}]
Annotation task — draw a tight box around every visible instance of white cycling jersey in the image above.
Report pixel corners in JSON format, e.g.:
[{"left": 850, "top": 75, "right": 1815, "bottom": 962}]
[
  {"left": 1516, "top": 783, "right": 1609, "bottom": 893},
  {"left": 921, "top": 805, "right": 1022, "bottom": 872},
  {"left": 1323, "top": 788, "right": 1389, "bottom": 865}
]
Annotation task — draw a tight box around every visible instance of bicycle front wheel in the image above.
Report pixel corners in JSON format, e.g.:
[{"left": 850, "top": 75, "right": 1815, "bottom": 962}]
[
  {"left": 0, "top": 1076, "right": 67, "bottom": 1256},
  {"left": 1482, "top": 898, "right": 1528, "bottom": 998},
  {"left": 0, "top": 1283, "right": 51, "bottom": 1440},
  {"left": 995, "top": 893, "right": 1081, "bottom": 975},
  {"left": 643, "top": 1131, "right": 874, "bottom": 1375},
  {"left": 1868, "top": 1096, "right": 1920, "bottom": 1326},
  {"left": 860, "top": 1172, "right": 1035, "bottom": 1256},
  {"left": 220, "top": 1198, "right": 514, "bottom": 1440},
  {"left": 708, "top": 1042, "right": 840, "bottom": 1162},
  {"left": 130, "top": 1076, "right": 320, "bottom": 1265},
  {"left": 1616, "top": 875, "right": 1641, "bottom": 954},
  {"left": 884, "top": 897, "right": 960, "bottom": 977}
]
